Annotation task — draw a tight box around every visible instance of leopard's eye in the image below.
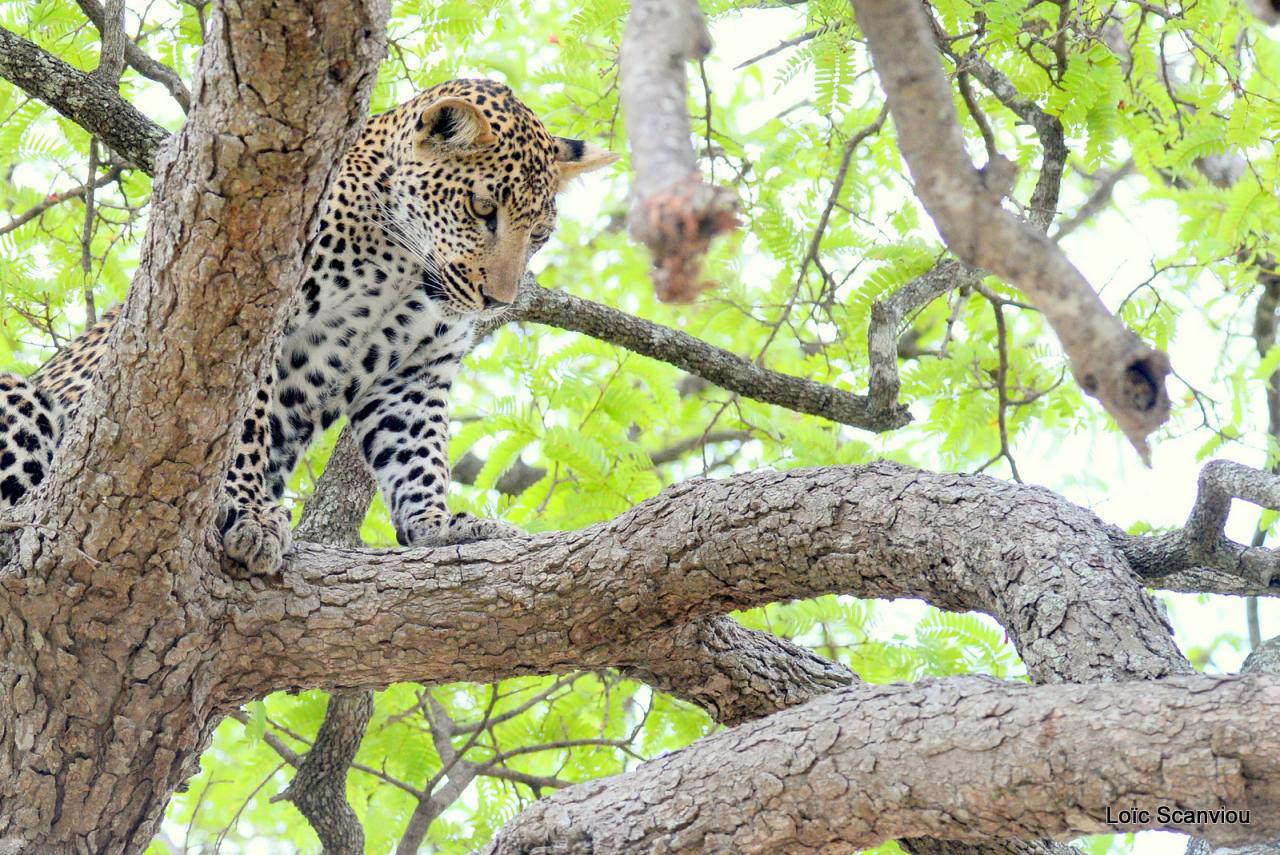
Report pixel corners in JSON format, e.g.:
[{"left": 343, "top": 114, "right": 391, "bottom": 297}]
[
  {"left": 530, "top": 227, "right": 552, "bottom": 244},
  {"left": 469, "top": 194, "right": 498, "bottom": 231}
]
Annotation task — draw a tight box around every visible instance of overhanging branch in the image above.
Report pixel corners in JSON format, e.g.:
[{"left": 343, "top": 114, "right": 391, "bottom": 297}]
[
  {"left": 500, "top": 280, "right": 911, "bottom": 432},
  {"left": 852, "top": 0, "right": 1172, "bottom": 459}
]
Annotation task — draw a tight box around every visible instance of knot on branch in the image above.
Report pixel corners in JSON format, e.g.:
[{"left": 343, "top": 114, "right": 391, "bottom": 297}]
[
  {"left": 1246, "top": 0, "right": 1280, "bottom": 24},
  {"left": 633, "top": 179, "right": 740, "bottom": 303},
  {"left": 1075, "top": 340, "right": 1171, "bottom": 464}
]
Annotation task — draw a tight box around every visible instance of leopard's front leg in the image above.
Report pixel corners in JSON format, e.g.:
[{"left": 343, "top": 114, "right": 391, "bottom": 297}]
[
  {"left": 349, "top": 363, "right": 522, "bottom": 549},
  {"left": 217, "top": 383, "right": 295, "bottom": 575}
]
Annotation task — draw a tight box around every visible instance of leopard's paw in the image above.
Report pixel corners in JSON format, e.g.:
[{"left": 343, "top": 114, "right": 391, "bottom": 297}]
[
  {"left": 396, "top": 511, "right": 523, "bottom": 548},
  {"left": 217, "top": 502, "right": 293, "bottom": 576}
]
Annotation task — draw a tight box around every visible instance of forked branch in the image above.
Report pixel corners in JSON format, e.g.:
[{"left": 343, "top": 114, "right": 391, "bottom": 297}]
[{"left": 1117, "top": 460, "right": 1280, "bottom": 590}]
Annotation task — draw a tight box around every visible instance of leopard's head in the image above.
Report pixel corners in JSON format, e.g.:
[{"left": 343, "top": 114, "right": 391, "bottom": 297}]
[{"left": 378, "top": 79, "right": 616, "bottom": 314}]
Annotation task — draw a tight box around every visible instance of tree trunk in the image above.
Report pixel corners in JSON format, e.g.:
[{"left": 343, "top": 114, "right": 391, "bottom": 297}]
[{"left": 0, "top": 0, "right": 386, "bottom": 850}]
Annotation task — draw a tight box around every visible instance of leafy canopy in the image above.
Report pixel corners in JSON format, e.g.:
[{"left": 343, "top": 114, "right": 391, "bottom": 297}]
[{"left": 0, "top": 0, "right": 1275, "bottom": 851}]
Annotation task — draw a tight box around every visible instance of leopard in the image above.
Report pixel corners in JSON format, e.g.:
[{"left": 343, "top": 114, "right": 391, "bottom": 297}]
[{"left": 0, "top": 78, "right": 616, "bottom": 574}]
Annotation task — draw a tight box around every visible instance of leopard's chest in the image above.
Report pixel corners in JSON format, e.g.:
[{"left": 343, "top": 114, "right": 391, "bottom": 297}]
[{"left": 274, "top": 244, "right": 473, "bottom": 420}]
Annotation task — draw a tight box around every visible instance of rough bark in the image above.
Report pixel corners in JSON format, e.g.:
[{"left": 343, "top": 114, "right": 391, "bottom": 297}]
[
  {"left": 1184, "top": 634, "right": 1280, "bottom": 855},
  {"left": 852, "top": 0, "right": 1172, "bottom": 459},
  {"left": 0, "top": 0, "right": 387, "bottom": 850},
  {"left": 0, "top": 25, "right": 169, "bottom": 173},
  {"left": 221, "top": 462, "right": 1186, "bottom": 699},
  {"left": 619, "top": 0, "right": 739, "bottom": 302},
  {"left": 620, "top": 616, "right": 857, "bottom": 726},
  {"left": 0, "top": 7, "right": 1274, "bottom": 854},
  {"left": 482, "top": 675, "right": 1280, "bottom": 854},
  {"left": 271, "top": 691, "right": 373, "bottom": 855}
]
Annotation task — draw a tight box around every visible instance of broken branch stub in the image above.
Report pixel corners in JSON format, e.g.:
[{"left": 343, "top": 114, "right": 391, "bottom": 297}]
[{"left": 620, "top": 0, "right": 740, "bottom": 302}]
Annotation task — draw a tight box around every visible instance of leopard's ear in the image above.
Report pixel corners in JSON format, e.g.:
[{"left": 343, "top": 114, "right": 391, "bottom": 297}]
[
  {"left": 553, "top": 137, "right": 618, "bottom": 190},
  {"left": 416, "top": 97, "right": 497, "bottom": 150}
]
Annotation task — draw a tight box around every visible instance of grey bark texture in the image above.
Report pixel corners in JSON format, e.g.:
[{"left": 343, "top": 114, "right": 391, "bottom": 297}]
[
  {"left": 0, "top": 25, "right": 169, "bottom": 173},
  {"left": 271, "top": 691, "right": 373, "bottom": 855},
  {"left": 852, "top": 0, "right": 1172, "bottom": 459},
  {"left": 619, "top": 616, "right": 857, "bottom": 726},
  {"left": 1184, "top": 634, "right": 1280, "bottom": 855},
  {"left": 483, "top": 675, "right": 1280, "bottom": 854},
  {"left": 1, "top": 6, "right": 1278, "bottom": 855},
  {"left": 867, "top": 258, "right": 982, "bottom": 415},
  {"left": 218, "top": 463, "right": 1186, "bottom": 699}
]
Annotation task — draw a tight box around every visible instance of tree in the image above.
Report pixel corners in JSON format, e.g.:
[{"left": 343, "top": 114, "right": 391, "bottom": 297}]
[{"left": 0, "top": 0, "right": 1278, "bottom": 853}]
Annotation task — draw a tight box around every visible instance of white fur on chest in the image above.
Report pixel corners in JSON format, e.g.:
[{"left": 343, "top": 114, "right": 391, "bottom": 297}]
[{"left": 276, "top": 262, "right": 476, "bottom": 419}]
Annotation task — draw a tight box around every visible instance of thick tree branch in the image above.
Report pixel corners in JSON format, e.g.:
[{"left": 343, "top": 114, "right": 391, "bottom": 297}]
[
  {"left": 0, "top": 2, "right": 389, "bottom": 849},
  {"left": 270, "top": 691, "right": 373, "bottom": 855},
  {"left": 0, "top": 25, "right": 168, "bottom": 173},
  {"left": 905, "top": 841, "right": 1080, "bottom": 855},
  {"left": 295, "top": 428, "right": 376, "bottom": 547},
  {"left": 289, "top": 429, "right": 858, "bottom": 842},
  {"left": 92, "top": 0, "right": 128, "bottom": 85},
  {"left": 1184, "top": 634, "right": 1280, "bottom": 855},
  {"left": 40, "top": 0, "right": 386, "bottom": 557},
  {"left": 481, "top": 675, "right": 1280, "bottom": 854},
  {"left": 620, "top": 0, "right": 739, "bottom": 302},
  {"left": 222, "top": 461, "right": 1186, "bottom": 700},
  {"left": 852, "top": 0, "right": 1171, "bottom": 460}
]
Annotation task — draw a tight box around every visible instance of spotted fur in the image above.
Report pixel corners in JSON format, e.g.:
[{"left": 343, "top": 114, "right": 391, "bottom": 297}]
[{"left": 0, "top": 80, "right": 616, "bottom": 574}]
